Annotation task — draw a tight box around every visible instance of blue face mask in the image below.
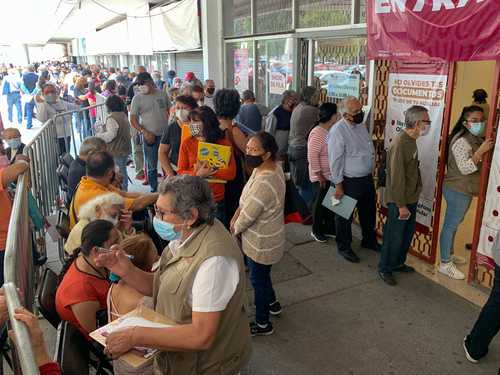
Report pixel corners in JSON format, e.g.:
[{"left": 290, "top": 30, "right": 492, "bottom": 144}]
[
  {"left": 6, "top": 138, "right": 21, "bottom": 149},
  {"left": 153, "top": 217, "right": 181, "bottom": 241},
  {"left": 469, "top": 122, "right": 485, "bottom": 137}
]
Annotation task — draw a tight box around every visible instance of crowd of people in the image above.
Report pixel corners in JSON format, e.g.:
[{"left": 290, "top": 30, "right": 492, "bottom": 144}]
[{"left": 0, "top": 60, "right": 498, "bottom": 374}]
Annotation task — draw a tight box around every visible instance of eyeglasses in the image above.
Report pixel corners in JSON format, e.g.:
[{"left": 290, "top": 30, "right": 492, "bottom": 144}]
[
  {"left": 421, "top": 120, "right": 432, "bottom": 125},
  {"left": 154, "top": 205, "right": 177, "bottom": 220}
]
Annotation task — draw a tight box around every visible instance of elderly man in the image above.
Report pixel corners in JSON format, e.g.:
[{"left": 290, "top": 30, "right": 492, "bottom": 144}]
[
  {"left": 130, "top": 72, "right": 171, "bottom": 192},
  {"left": 327, "top": 96, "right": 378, "bottom": 263},
  {"left": 67, "top": 137, "right": 107, "bottom": 202},
  {"left": 35, "top": 83, "right": 80, "bottom": 155},
  {"left": 378, "top": 106, "right": 429, "bottom": 285},
  {"left": 288, "top": 86, "right": 320, "bottom": 207},
  {"left": 69, "top": 151, "right": 158, "bottom": 228}
]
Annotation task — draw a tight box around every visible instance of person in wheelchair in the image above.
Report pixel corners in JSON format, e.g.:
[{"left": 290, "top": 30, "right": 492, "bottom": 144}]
[
  {"left": 65, "top": 192, "right": 135, "bottom": 255},
  {"left": 56, "top": 220, "right": 118, "bottom": 339}
]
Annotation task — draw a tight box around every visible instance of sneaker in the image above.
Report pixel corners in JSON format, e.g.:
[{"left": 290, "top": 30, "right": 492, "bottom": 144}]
[
  {"left": 324, "top": 232, "right": 336, "bottom": 239},
  {"left": 438, "top": 262, "right": 465, "bottom": 280},
  {"left": 311, "top": 232, "right": 327, "bottom": 243},
  {"left": 452, "top": 255, "right": 467, "bottom": 265},
  {"left": 463, "top": 336, "right": 479, "bottom": 364},
  {"left": 378, "top": 271, "right": 397, "bottom": 286},
  {"left": 269, "top": 301, "right": 282, "bottom": 316},
  {"left": 250, "top": 321, "right": 274, "bottom": 336},
  {"left": 393, "top": 264, "right": 415, "bottom": 273}
]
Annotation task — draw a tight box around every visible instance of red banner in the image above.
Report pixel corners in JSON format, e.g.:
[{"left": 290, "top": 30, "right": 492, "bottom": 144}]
[{"left": 367, "top": 0, "right": 500, "bottom": 62}]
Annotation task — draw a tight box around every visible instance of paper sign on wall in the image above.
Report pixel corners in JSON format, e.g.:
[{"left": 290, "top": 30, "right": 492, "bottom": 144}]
[
  {"left": 234, "top": 48, "right": 249, "bottom": 92},
  {"left": 269, "top": 72, "right": 287, "bottom": 95},
  {"left": 327, "top": 72, "right": 360, "bottom": 99},
  {"left": 384, "top": 72, "right": 448, "bottom": 228}
]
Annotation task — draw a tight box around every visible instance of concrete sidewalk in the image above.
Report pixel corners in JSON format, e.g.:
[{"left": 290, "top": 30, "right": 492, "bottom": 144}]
[{"left": 242, "top": 224, "right": 499, "bottom": 375}]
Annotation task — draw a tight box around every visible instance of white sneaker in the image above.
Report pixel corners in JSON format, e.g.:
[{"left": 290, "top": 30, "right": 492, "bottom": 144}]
[
  {"left": 438, "top": 262, "right": 465, "bottom": 280},
  {"left": 452, "top": 255, "right": 467, "bottom": 265}
]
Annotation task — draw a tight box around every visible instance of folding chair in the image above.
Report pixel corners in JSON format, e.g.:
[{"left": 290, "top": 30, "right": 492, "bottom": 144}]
[{"left": 37, "top": 268, "right": 61, "bottom": 329}]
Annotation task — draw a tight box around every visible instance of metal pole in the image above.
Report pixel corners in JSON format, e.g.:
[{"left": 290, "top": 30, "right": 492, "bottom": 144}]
[{"left": 3, "top": 283, "right": 40, "bottom": 375}]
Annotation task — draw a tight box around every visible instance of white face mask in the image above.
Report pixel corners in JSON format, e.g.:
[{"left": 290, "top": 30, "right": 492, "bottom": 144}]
[
  {"left": 138, "top": 85, "right": 150, "bottom": 94},
  {"left": 102, "top": 215, "right": 119, "bottom": 226},
  {"left": 176, "top": 109, "right": 190, "bottom": 123}
]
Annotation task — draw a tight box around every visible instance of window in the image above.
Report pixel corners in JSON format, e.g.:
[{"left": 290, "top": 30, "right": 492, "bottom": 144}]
[
  {"left": 359, "top": 0, "right": 366, "bottom": 23},
  {"left": 223, "top": 0, "right": 251, "bottom": 37},
  {"left": 298, "top": 0, "right": 352, "bottom": 28},
  {"left": 313, "top": 38, "right": 368, "bottom": 105},
  {"left": 256, "top": 38, "right": 294, "bottom": 108},
  {"left": 226, "top": 41, "right": 254, "bottom": 93},
  {"left": 255, "top": 0, "right": 293, "bottom": 34}
]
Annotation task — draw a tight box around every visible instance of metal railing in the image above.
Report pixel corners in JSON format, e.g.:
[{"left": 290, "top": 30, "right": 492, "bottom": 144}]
[
  {"left": 3, "top": 101, "right": 108, "bottom": 374},
  {"left": 4, "top": 171, "right": 39, "bottom": 375}
]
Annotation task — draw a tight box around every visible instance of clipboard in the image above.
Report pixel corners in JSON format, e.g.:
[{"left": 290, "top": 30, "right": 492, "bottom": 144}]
[
  {"left": 322, "top": 186, "right": 358, "bottom": 220},
  {"left": 89, "top": 305, "right": 174, "bottom": 368}
]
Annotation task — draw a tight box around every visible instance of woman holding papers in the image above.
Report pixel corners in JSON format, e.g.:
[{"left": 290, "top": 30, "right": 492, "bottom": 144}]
[
  {"left": 177, "top": 106, "right": 236, "bottom": 225},
  {"left": 96, "top": 175, "right": 252, "bottom": 374},
  {"left": 231, "top": 132, "right": 286, "bottom": 336}
]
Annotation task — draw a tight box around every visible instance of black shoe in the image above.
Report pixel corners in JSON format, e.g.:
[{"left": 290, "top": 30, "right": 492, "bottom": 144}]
[
  {"left": 250, "top": 321, "right": 274, "bottom": 336},
  {"left": 394, "top": 264, "right": 415, "bottom": 273},
  {"left": 339, "top": 249, "right": 360, "bottom": 263},
  {"left": 269, "top": 301, "right": 282, "bottom": 316},
  {"left": 362, "top": 242, "right": 381, "bottom": 252},
  {"left": 378, "top": 271, "right": 397, "bottom": 286},
  {"left": 311, "top": 232, "right": 328, "bottom": 243}
]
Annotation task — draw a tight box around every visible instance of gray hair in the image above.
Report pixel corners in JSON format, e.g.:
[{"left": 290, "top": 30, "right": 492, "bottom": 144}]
[
  {"left": 300, "top": 86, "right": 318, "bottom": 105},
  {"left": 281, "top": 90, "right": 298, "bottom": 105},
  {"left": 242, "top": 90, "right": 255, "bottom": 101},
  {"left": 78, "top": 193, "right": 124, "bottom": 221},
  {"left": 80, "top": 137, "right": 106, "bottom": 157},
  {"left": 404, "top": 105, "right": 429, "bottom": 129},
  {"left": 339, "top": 96, "right": 360, "bottom": 115},
  {"left": 158, "top": 175, "right": 217, "bottom": 227}
]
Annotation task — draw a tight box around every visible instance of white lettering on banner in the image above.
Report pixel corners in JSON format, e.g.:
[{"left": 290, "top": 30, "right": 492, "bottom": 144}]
[
  {"left": 432, "top": 0, "right": 455, "bottom": 11},
  {"left": 375, "top": 0, "right": 391, "bottom": 13},
  {"left": 374, "top": 0, "right": 484, "bottom": 13},
  {"left": 384, "top": 73, "right": 448, "bottom": 228}
]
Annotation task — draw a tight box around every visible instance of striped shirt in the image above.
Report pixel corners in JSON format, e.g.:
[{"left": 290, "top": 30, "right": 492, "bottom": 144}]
[
  {"left": 307, "top": 126, "right": 331, "bottom": 182},
  {"left": 233, "top": 167, "right": 286, "bottom": 265}
]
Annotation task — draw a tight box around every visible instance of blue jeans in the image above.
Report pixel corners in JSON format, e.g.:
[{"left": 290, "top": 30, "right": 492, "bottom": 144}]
[
  {"left": 439, "top": 186, "right": 472, "bottom": 262},
  {"left": 379, "top": 202, "right": 417, "bottom": 273},
  {"left": 247, "top": 257, "right": 277, "bottom": 325},
  {"left": 115, "top": 156, "right": 129, "bottom": 191},
  {"left": 143, "top": 136, "right": 161, "bottom": 192},
  {"left": 7, "top": 92, "right": 22, "bottom": 123},
  {"left": 24, "top": 99, "right": 35, "bottom": 128}
]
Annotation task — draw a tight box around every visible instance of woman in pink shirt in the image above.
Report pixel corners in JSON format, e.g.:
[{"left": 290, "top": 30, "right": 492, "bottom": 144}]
[
  {"left": 84, "top": 81, "right": 97, "bottom": 131},
  {"left": 307, "top": 102, "right": 340, "bottom": 243}
]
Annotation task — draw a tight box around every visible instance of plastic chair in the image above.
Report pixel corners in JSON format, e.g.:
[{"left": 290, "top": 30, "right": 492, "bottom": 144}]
[
  {"left": 55, "top": 321, "right": 114, "bottom": 375},
  {"left": 55, "top": 321, "right": 90, "bottom": 375},
  {"left": 37, "top": 268, "right": 61, "bottom": 329}
]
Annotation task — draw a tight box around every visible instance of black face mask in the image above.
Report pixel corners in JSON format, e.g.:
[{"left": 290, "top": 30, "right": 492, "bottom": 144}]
[
  {"left": 245, "top": 154, "right": 264, "bottom": 168},
  {"left": 352, "top": 111, "right": 364, "bottom": 124},
  {"left": 206, "top": 87, "right": 215, "bottom": 95}
]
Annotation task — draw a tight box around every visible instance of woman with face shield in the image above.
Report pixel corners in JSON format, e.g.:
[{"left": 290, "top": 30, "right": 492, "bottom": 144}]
[
  {"left": 177, "top": 106, "right": 236, "bottom": 225},
  {"left": 96, "top": 175, "right": 252, "bottom": 374}
]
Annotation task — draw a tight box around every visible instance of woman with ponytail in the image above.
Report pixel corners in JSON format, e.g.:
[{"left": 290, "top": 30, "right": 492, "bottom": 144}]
[{"left": 56, "top": 220, "right": 119, "bottom": 338}]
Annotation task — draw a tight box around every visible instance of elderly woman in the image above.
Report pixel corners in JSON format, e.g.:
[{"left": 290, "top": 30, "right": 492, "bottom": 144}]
[
  {"left": 96, "top": 175, "right": 252, "bottom": 374},
  {"left": 231, "top": 132, "right": 286, "bottom": 336},
  {"left": 65, "top": 192, "right": 134, "bottom": 255}
]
